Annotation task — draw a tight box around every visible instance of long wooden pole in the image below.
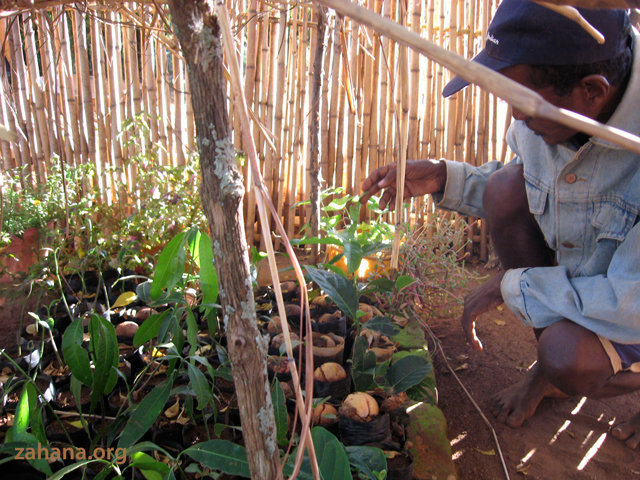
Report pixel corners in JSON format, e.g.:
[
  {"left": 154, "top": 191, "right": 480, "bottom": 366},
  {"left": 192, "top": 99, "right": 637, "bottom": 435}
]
[{"left": 312, "top": 0, "right": 640, "bottom": 155}]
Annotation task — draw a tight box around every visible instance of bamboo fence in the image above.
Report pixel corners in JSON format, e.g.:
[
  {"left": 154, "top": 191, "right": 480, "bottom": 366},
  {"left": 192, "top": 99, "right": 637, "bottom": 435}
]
[{"left": 0, "top": 0, "right": 514, "bottom": 258}]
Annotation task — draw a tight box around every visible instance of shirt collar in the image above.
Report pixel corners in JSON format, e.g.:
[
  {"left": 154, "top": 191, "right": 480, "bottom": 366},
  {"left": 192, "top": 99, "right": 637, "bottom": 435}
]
[{"left": 591, "top": 31, "right": 640, "bottom": 149}]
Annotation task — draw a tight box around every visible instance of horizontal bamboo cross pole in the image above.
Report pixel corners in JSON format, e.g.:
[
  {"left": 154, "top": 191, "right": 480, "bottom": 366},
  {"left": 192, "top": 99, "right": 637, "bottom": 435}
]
[{"left": 313, "top": 0, "right": 640, "bottom": 155}]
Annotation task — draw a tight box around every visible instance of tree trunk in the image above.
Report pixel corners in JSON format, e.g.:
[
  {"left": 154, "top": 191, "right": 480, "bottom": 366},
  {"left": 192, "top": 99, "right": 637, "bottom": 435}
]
[{"left": 167, "top": 3, "right": 281, "bottom": 479}]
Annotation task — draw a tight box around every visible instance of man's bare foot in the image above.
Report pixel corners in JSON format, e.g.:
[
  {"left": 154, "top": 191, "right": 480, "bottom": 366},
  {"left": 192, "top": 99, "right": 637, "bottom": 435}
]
[
  {"left": 611, "top": 412, "right": 640, "bottom": 449},
  {"left": 491, "top": 362, "right": 566, "bottom": 427}
]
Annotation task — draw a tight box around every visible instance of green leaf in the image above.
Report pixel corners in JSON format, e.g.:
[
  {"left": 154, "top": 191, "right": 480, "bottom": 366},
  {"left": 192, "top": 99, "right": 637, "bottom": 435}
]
[
  {"left": 186, "top": 228, "right": 202, "bottom": 267},
  {"left": 150, "top": 232, "right": 186, "bottom": 300},
  {"left": 198, "top": 232, "right": 218, "bottom": 309},
  {"left": 183, "top": 440, "right": 250, "bottom": 478},
  {"left": 89, "top": 314, "right": 119, "bottom": 410},
  {"left": 337, "top": 235, "right": 364, "bottom": 274},
  {"left": 48, "top": 459, "right": 109, "bottom": 480},
  {"left": 387, "top": 355, "right": 432, "bottom": 393},
  {"left": 134, "top": 310, "right": 171, "bottom": 347},
  {"left": 185, "top": 309, "right": 199, "bottom": 356},
  {"left": 305, "top": 266, "right": 358, "bottom": 320},
  {"left": 312, "top": 426, "right": 353, "bottom": 480},
  {"left": 62, "top": 319, "right": 92, "bottom": 385},
  {"left": 365, "top": 316, "right": 400, "bottom": 337},
  {"left": 395, "top": 275, "right": 416, "bottom": 291},
  {"left": 130, "top": 451, "right": 170, "bottom": 480},
  {"left": 187, "top": 362, "right": 211, "bottom": 410},
  {"left": 12, "top": 385, "right": 31, "bottom": 438},
  {"left": 345, "top": 445, "right": 387, "bottom": 479},
  {"left": 351, "top": 336, "right": 378, "bottom": 392},
  {"left": 271, "top": 381, "right": 289, "bottom": 447},
  {"left": 118, "top": 374, "right": 175, "bottom": 448}
]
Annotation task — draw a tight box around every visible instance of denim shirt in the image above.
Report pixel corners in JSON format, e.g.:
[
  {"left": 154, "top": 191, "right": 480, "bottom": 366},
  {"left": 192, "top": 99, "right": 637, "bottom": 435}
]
[{"left": 436, "top": 36, "right": 640, "bottom": 343}]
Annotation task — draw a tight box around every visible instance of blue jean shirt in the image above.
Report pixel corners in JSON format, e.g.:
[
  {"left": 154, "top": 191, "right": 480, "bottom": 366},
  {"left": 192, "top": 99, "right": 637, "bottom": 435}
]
[{"left": 435, "top": 36, "right": 640, "bottom": 344}]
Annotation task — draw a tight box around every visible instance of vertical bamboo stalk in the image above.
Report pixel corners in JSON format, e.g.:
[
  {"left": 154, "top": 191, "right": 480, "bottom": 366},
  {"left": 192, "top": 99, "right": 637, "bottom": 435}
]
[
  {"left": 245, "top": 0, "right": 259, "bottom": 109},
  {"left": 0, "top": 69, "right": 17, "bottom": 169},
  {"left": 91, "top": 11, "right": 110, "bottom": 204},
  {"left": 9, "top": 17, "right": 34, "bottom": 179},
  {"left": 173, "top": 52, "right": 185, "bottom": 165},
  {"left": 287, "top": 7, "right": 308, "bottom": 239},
  {"left": 326, "top": 15, "right": 341, "bottom": 187},
  {"left": 36, "top": 13, "right": 60, "bottom": 166},
  {"left": 320, "top": 12, "right": 332, "bottom": 187},
  {"left": 156, "top": 44, "right": 169, "bottom": 165},
  {"left": 60, "top": 10, "right": 83, "bottom": 166},
  {"left": 107, "top": 11, "right": 126, "bottom": 207},
  {"left": 345, "top": 18, "right": 357, "bottom": 196},
  {"left": 23, "top": 14, "right": 48, "bottom": 180},
  {"left": 271, "top": 5, "right": 288, "bottom": 248},
  {"left": 74, "top": 10, "right": 95, "bottom": 166},
  {"left": 408, "top": 0, "right": 421, "bottom": 161},
  {"left": 142, "top": 20, "right": 160, "bottom": 152}
]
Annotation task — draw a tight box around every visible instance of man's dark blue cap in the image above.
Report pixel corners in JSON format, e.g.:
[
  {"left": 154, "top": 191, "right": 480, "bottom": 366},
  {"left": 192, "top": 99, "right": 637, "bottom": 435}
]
[{"left": 443, "top": 0, "right": 630, "bottom": 97}]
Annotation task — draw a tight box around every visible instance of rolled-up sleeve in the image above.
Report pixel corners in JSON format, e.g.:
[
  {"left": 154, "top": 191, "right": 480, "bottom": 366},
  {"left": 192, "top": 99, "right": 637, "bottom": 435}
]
[
  {"left": 434, "top": 160, "right": 511, "bottom": 218},
  {"left": 500, "top": 221, "right": 640, "bottom": 343}
]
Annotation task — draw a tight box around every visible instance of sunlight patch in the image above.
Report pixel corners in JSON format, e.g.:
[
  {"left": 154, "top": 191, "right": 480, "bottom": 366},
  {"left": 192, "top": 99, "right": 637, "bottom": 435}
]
[
  {"left": 571, "top": 397, "right": 587, "bottom": 415},
  {"left": 549, "top": 420, "right": 571, "bottom": 445},
  {"left": 450, "top": 432, "right": 467, "bottom": 446},
  {"left": 577, "top": 432, "right": 607, "bottom": 471}
]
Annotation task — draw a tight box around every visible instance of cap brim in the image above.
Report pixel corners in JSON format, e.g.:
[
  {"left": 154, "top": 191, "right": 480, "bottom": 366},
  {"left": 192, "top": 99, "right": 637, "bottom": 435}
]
[{"left": 442, "top": 50, "right": 515, "bottom": 97}]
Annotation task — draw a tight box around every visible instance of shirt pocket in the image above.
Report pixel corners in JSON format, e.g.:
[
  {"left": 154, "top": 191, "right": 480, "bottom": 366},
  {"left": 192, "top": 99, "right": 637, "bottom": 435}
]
[
  {"left": 526, "top": 181, "right": 548, "bottom": 216},
  {"left": 591, "top": 202, "right": 638, "bottom": 243}
]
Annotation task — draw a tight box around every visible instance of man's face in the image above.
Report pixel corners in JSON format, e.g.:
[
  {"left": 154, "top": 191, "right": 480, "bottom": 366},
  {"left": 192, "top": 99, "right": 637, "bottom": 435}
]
[{"left": 500, "top": 65, "right": 589, "bottom": 145}]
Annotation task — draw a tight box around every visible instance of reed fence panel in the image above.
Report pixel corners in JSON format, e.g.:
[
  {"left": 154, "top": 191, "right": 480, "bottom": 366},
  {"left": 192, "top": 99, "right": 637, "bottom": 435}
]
[{"left": 0, "top": 1, "right": 512, "bottom": 257}]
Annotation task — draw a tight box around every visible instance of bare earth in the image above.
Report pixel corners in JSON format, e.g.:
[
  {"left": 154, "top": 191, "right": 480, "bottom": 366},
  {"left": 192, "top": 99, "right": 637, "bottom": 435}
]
[{"left": 431, "top": 266, "right": 640, "bottom": 480}]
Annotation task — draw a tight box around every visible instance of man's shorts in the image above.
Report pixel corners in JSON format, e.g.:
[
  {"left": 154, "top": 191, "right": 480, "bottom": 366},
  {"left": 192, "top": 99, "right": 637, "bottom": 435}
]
[{"left": 599, "top": 337, "right": 640, "bottom": 374}]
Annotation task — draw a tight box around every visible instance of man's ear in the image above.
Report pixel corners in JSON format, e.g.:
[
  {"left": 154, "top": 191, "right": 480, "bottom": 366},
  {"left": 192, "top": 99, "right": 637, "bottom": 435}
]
[{"left": 579, "top": 74, "right": 610, "bottom": 105}]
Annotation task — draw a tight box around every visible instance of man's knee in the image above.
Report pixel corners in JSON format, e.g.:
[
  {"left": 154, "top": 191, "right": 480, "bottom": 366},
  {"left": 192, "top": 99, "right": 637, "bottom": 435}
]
[
  {"left": 537, "top": 321, "right": 611, "bottom": 396},
  {"left": 483, "top": 163, "right": 528, "bottom": 226}
]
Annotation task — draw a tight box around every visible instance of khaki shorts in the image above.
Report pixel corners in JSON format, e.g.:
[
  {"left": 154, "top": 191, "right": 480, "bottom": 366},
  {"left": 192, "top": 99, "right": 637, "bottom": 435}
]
[{"left": 599, "top": 337, "right": 640, "bottom": 374}]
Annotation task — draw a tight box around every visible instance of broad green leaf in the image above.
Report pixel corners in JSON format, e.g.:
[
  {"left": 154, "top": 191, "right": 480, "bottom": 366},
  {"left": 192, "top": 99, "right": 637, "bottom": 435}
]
[
  {"left": 345, "top": 445, "right": 387, "bottom": 480},
  {"left": 305, "top": 266, "right": 358, "bottom": 320},
  {"left": 48, "top": 459, "right": 109, "bottom": 480},
  {"left": 395, "top": 274, "right": 416, "bottom": 291},
  {"left": 360, "top": 241, "right": 391, "bottom": 259},
  {"left": 271, "top": 381, "right": 288, "bottom": 447},
  {"left": 187, "top": 362, "right": 211, "bottom": 410},
  {"left": 366, "top": 278, "right": 396, "bottom": 293},
  {"left": 365, "top": 316, "right": 400, "bottom": 337},
  {"left": 198, "top": 233, "right": 218, "bottom": 309},
  {"left": 150, "top": 232, "right": 186, "bottom": 300},
  {"left": 387, "top": 355, "right": 432, "bottom": 393},
  {"left": 89, "top": 314, "right": 119, "bottom": 410},
  {"left": 312, "top": 426, "right": 353, "bottom": 480},
  {"left": 118, "top": 374, "right": 175, "bottom": 448},
  {"left": 291, "top": 236, "right": 342, "bottom": 247},
  {"left": 183, "top": 440, "right": 250, "bottom": 478},
  {"left": 186, "top": 228, "right": 202, "bottom": 267},
  {"left": 130, "top": 451, "right": 170, "bottom": 480},
  {"left": 62, "top": 319, "right": 92, "bottom": 385},
  {"left": 351, "top": 336, "right": 378, "bottom": 392},
  {"left": 12, "top": 385, "right": 30, "bottom": 437},
  {"left": 337, "top": 235, "right": 364, "bottom": 274},
  {"left": 134, "top": 310, "right": 171, "bottom": 347},
  {"left": 27, "top": 383, "right": 47, "bottom": 444},
  {"left": 185, "top": 309, "right": 199, "bottom": 356},
  {"left": 136, "top": 281, "right": 152, "bottom": 304},
  {"left": 112, "top": 291, "right": 138, "bottom": 309}
]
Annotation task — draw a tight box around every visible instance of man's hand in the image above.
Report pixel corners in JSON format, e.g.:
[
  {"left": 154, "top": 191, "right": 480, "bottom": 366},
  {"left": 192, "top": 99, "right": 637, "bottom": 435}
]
[
  {"left": 360, "top": 159, "right": 447, "bottom": 210},
  {"left": 460, "top": 270, "right": 506, "bottom": 351}
]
